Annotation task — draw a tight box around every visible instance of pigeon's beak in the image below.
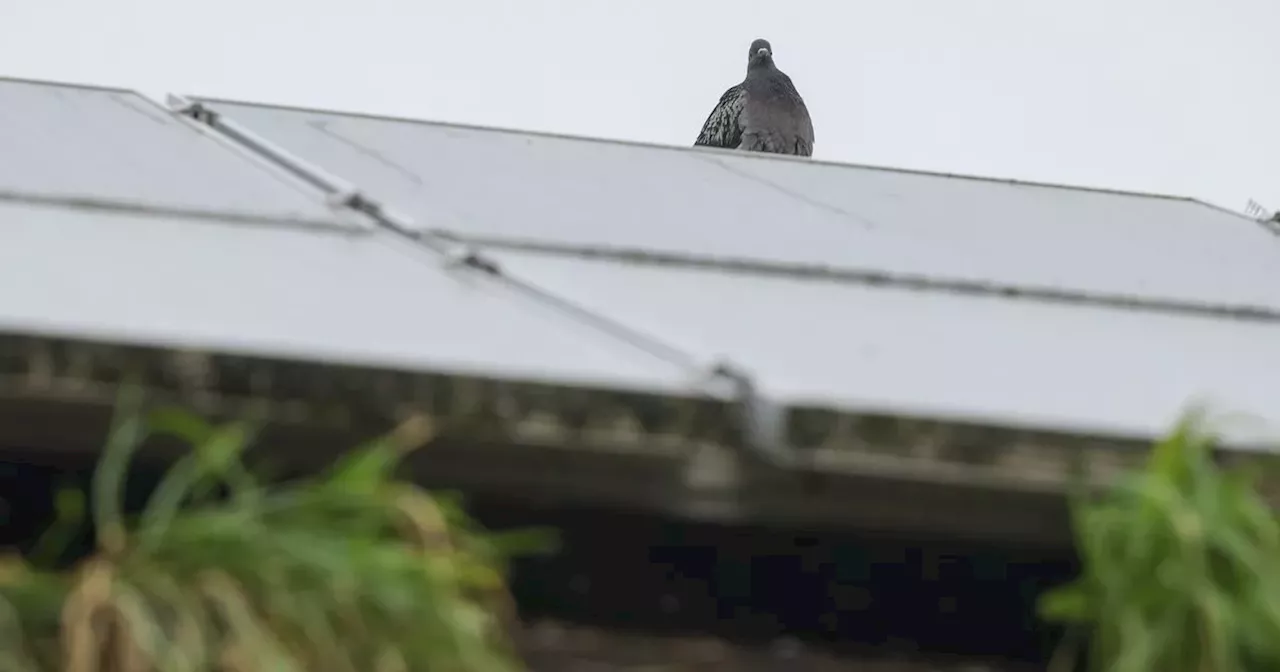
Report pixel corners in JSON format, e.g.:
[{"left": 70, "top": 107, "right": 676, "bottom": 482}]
[{"left": 756, "top": 48, "right": 770, "bottom": 57}]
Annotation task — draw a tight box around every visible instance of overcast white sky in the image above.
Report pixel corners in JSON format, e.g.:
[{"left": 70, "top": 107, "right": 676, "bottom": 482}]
[{"left": 2, "top": 0, "right": 1277, "bottom": 213}]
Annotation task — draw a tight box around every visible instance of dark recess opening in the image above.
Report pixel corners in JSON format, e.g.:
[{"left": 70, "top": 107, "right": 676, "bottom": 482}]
[{"left": 0, "top": 453, "right": 1077, "bottom": 667}]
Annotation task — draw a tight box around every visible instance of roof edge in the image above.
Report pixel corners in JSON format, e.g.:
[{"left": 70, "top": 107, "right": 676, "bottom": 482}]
[
  {"left": 191, "top": 93, "right": 1221, "bottom": 207},
  {"left": 0, "top": 74, "right": 134, "bottom": 94},
  {"left": 0, "top": 78, "right": 1254, "bottom": 217},
  {"left": 1183, "top": 196, "right": 1280, "bottom": 228}
]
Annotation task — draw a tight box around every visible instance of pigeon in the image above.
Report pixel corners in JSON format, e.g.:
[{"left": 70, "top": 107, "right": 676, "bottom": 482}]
[{"left": 694, "top": 38, "right": 814, "bottom": 157}]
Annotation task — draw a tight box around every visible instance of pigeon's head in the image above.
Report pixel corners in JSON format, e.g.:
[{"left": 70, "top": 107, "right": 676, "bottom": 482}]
[{"left": 747, "top": 38, "right": 774, "bottom": 69}]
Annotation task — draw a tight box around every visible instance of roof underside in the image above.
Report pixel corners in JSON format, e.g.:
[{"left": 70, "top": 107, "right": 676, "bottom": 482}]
[{"left": 2, "top": 76, "right": 1278, "bottom": 445}]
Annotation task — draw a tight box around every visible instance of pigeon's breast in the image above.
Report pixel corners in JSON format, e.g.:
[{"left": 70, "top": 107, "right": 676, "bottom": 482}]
[{"left": 743, "top": 79, "right": 812, "bottom": 137}]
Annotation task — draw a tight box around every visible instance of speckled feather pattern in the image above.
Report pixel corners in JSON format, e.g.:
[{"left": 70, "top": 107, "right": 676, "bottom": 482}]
[
  {"left": 694, "top": 45, "right": 814, "bottom": 157},
  {"left": 694, "top": 86, "right": 748, "bottom": 151}
]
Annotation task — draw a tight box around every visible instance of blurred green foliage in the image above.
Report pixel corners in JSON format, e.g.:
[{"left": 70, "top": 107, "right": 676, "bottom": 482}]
[
  {"left": 1040, "top": 410, "right": 1280, "bottom": 672},
  {"left": 7, "top": 386, "right": 1276, "bottom": 672},
  {"left": 0, "top": 386, "right": 556, "bottom": 672}
]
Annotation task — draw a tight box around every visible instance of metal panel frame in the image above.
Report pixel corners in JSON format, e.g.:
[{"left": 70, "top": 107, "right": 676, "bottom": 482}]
[
  {"left": 169, "top": 89, "right": 1280, "bottom": 455},
  {"left": 431, "top": 234, "right": 1280, "bottom": 325},
  {"left": 164, "top": 94, "right": 794, "bottom": 467},
  {"left": 0, "top": 187, "right": 347, "bottom": 234}
]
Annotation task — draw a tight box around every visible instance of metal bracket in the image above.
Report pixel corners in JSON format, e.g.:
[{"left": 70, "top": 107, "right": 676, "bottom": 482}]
[
  {"left": 441, "top": 244, "right": 502, "bottom": 276},
  {"left": 165, "top": 94, "right": 217, "bottom": 124},
  {"left": 325, "top": 188, "right": 363, "bottom": 210},
  {"left": 701, "top": 359, "right": 796, "bottom": 468}
]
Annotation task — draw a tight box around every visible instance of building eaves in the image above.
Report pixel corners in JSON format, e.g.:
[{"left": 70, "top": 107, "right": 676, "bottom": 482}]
[{"left": 13, "top": 76, "right": 1278, "bottom": 521}]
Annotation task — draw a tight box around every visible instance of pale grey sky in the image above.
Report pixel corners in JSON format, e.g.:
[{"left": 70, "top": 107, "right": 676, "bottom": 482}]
[{"left": 3, "top": 0, "right": 1277, "bottom": 213}]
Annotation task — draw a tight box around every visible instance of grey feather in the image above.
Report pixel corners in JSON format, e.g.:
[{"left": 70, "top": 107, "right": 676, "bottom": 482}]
[
  {"left": 694, "top": 86, "right": 747, "bottom": 150},
  {"left": 694, "top": 38, "right": 814, "bottom": 157}
]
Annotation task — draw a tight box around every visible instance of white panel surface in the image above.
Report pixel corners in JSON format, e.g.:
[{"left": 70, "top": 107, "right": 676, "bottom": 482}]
[
  {"left": 488, "top": 250, "right": 1280, "bottom": 443},
  {"left": 196, "top": 98, "right": 1280, "bottom": 310},
  {"left": 0, "top": 197, "right": 701, "bottom": 393},
  {"left": 0, "top": 80, "right": 346, "bottom": 225}
]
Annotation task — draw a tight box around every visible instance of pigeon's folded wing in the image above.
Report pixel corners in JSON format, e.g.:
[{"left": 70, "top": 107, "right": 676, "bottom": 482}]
[{"left": 694, "top": 85, "right": 746, "bottom": 149}]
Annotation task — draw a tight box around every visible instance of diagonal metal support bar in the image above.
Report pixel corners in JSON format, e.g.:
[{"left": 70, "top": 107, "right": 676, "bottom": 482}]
[{"left": 163, "top": 94, "right": 799, "bottom": 470}]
